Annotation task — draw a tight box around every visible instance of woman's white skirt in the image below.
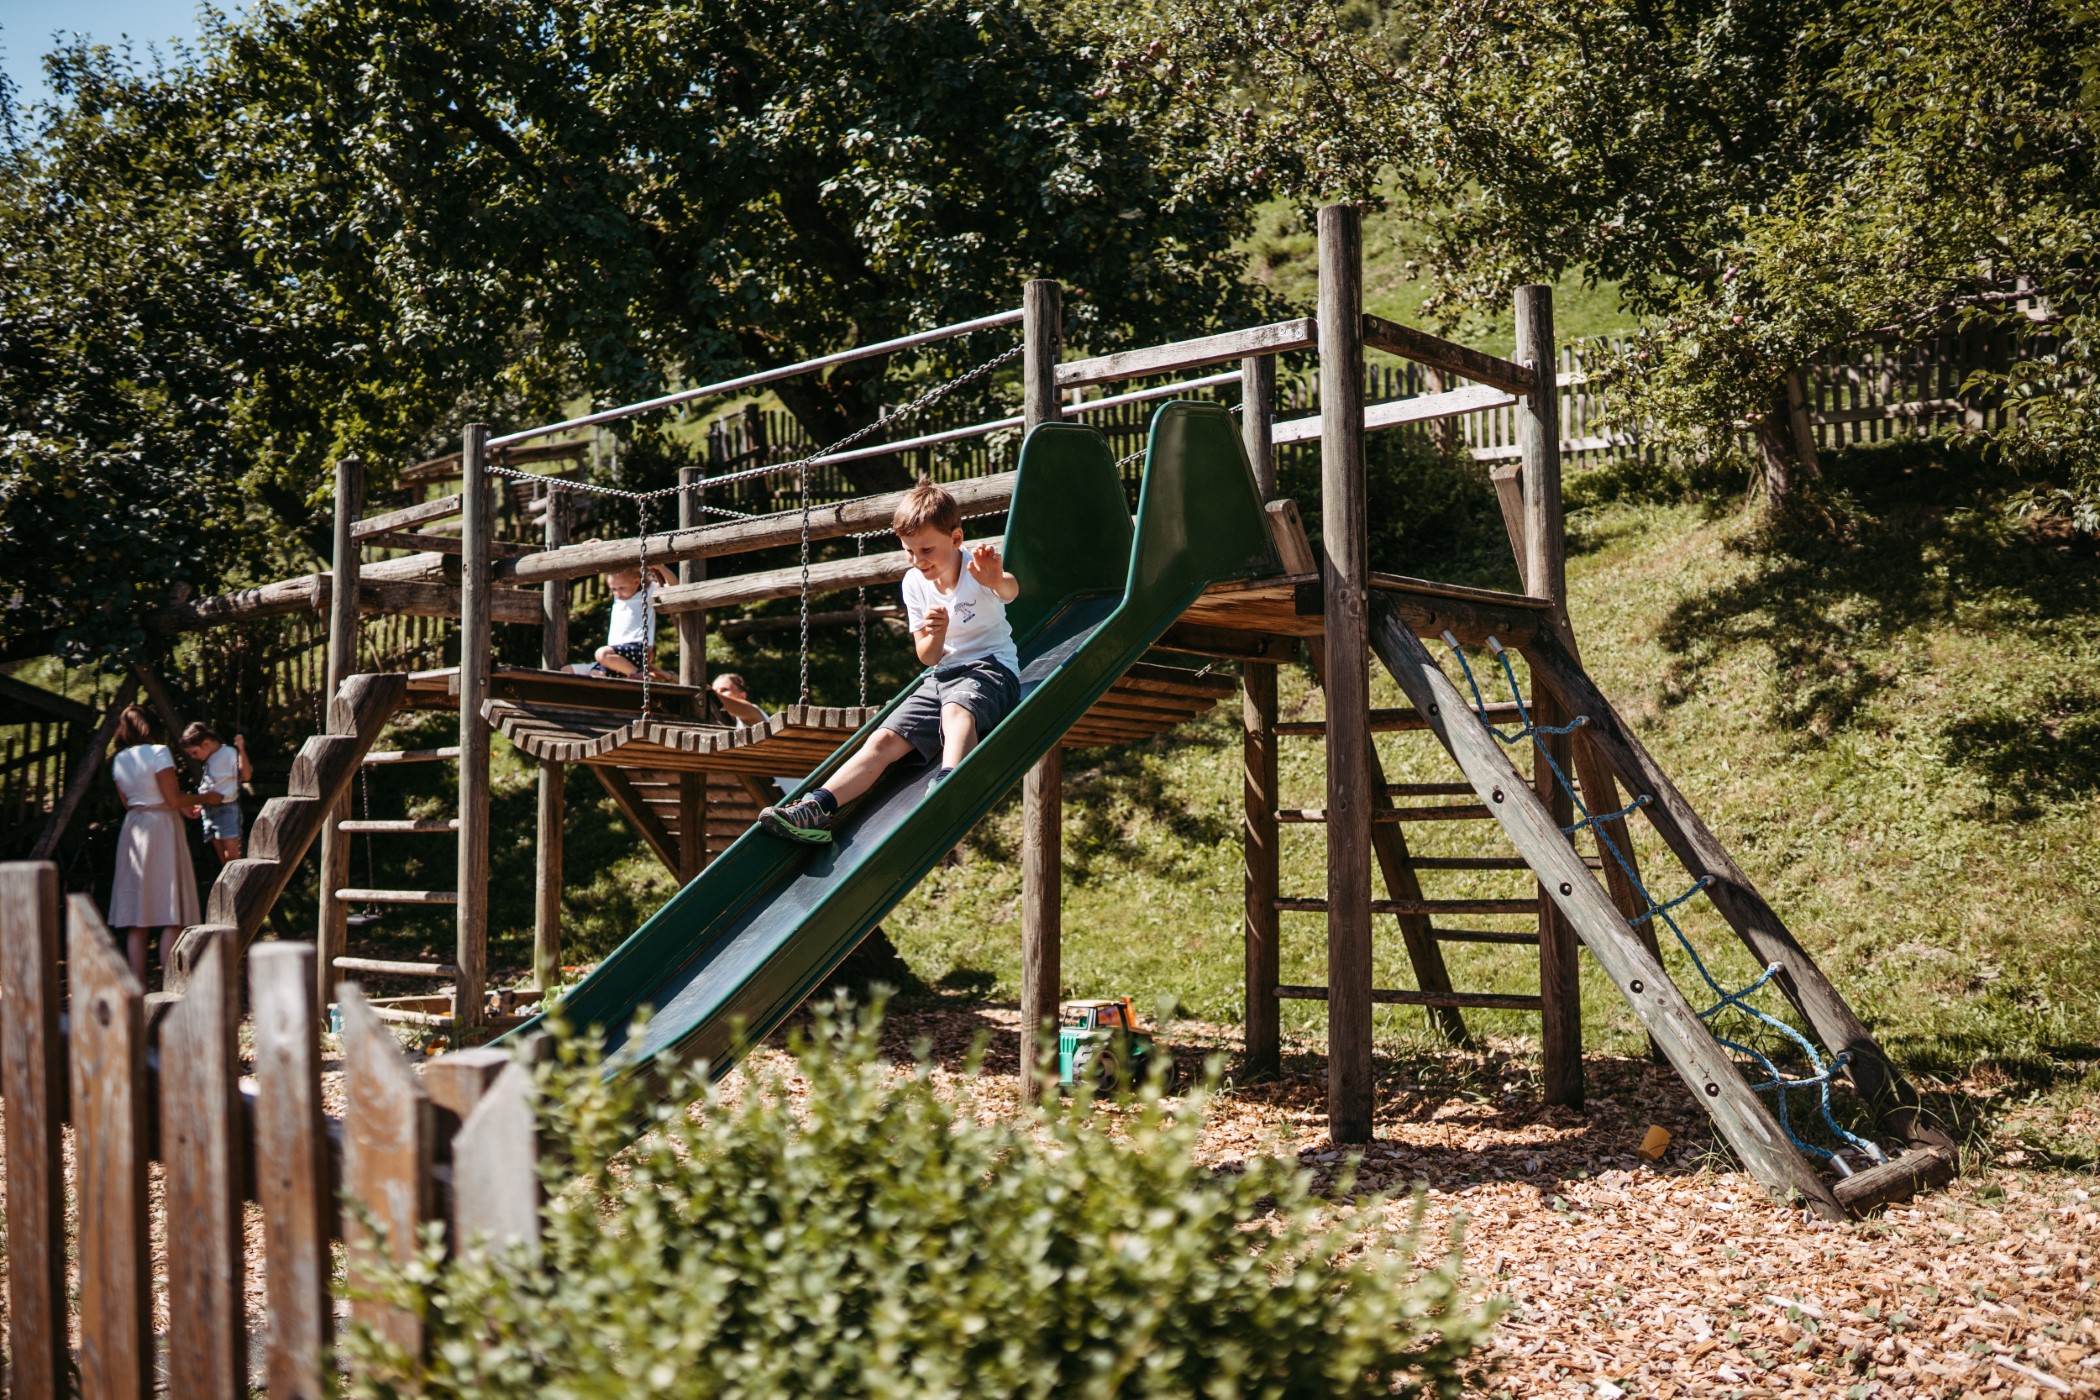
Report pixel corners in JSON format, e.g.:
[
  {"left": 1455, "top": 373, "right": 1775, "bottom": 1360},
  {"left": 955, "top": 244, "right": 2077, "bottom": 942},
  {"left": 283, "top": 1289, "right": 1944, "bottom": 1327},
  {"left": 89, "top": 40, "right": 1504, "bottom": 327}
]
[{"left": 108, "top": 806, "right": 201, "bottom": 930}]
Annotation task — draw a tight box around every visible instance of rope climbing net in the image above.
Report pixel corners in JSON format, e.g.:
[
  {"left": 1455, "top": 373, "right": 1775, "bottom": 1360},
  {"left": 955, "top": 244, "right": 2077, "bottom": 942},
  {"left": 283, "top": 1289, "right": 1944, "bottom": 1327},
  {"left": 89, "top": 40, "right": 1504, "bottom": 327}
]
[
  {"left": 481, "top": 336, "right": 1024, "bottom": 710},
  {"left": 1441, "top": 630, "right": 1886, "bottom": 1176}
]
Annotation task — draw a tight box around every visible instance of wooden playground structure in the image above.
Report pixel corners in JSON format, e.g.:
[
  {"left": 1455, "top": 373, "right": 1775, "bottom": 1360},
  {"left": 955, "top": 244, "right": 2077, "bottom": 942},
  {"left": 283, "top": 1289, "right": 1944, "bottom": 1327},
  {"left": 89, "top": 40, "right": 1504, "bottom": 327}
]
[{"left": 0, "top": 203, "right": 1965, "bottom": 1391}]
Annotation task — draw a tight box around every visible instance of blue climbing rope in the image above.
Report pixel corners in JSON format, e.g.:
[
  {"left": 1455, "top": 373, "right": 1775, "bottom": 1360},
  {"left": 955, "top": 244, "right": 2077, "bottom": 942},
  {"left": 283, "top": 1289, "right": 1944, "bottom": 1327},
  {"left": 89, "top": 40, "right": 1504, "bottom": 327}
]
[{"left": 1441, "top": 631, "right": 1885, "bottom": 1174}]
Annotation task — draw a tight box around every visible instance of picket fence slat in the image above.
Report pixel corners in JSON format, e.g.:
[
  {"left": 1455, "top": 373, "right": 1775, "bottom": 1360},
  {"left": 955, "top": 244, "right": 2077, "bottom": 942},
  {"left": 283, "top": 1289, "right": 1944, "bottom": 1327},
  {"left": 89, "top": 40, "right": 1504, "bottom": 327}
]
[
  {"left": 161, "top": 926, "right": 249, "bottom": 1399},
  {"left": 452, "top": 1061, "right": 542, "bottom": 1257},
  {"left": 69, "top": 894, "right": 153, "bottom": 1400},
  {"left": 252, "top": 942, "right": 333, "bottom": 1400},
  {"left": 339, "top": 982, "right": 433, "bottom": 1359},
  {"left": 2, "top": 863, "right": 67, "bottom": 1400}
]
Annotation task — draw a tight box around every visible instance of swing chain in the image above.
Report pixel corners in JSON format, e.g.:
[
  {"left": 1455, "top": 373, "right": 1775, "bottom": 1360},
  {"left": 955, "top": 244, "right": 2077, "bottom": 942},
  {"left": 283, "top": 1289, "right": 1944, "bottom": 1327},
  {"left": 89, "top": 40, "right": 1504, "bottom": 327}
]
[
  {"left": 638, "top": 497, "right": 654, "bottom": 713},
  {"left": 798, "top": 455, "right": 811, "bottom": 704},
  {"left": 856, "top": 532, "right": 868, "bottom": 708}
]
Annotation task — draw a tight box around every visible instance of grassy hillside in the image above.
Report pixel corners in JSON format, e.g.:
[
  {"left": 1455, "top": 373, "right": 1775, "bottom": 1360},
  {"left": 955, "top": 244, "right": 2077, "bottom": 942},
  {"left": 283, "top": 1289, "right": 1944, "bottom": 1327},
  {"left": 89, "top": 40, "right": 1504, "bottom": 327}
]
[{"left": 870, "top": 438, "right": 2100, "bottom": 1146}]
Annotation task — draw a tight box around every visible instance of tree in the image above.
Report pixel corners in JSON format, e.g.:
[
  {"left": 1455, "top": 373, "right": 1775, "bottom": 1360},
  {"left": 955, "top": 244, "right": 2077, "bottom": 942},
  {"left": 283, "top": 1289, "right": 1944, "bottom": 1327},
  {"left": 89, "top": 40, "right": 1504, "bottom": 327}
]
[
  {"left": 1100, "top": 0, "right": 2100, "bottom": 524},
  {"left": 0, "top": 0, "right": 1257, "bottom": 664}
]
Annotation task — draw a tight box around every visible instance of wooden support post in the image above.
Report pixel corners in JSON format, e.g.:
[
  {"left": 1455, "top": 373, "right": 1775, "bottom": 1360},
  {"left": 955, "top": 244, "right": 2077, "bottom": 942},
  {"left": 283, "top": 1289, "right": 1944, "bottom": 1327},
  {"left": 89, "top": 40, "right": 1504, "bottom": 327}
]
[
  {"left": 319, "top": 454, "right": 364, "bottom": 1012},
  {"left": 1241, "top": 353, "right": 1276, "bottom": 497},
  {"left": 1242, "top": 661, "right": 1281, "bottom": 1077},
  {"left": 1236, "top": 370, "right": 1284, "bottom": 1085},
  {"left": 1018, "top": 277, "right": 1064, "bottom": 1095},
  {"left": 1368, "top": 603, "right": 1847, "bottom": 1218},
  {"left": 1521, "top": 629, "right": 1957, "bottom": 1157},
  {"left": 676, "top": 464, "right": 708, "bottom": 880},
  {"left": 535, "top": 488, "right": 568, "bottom": 992},
  {"left": 1318, "top": 203, "right": 1375, "bottom": 1144},
  {"left": 31, "top": 674, "right": 138, "bottom": 859},
  {"left": 456, "top": 426, "right": 492, "bottom": 1028},
  {"left": 251, "top": 943, "right": 332, "bottom": 1400},
  {"left": 1, "top": 862, "right": 67, "bottom": 1400},
  {"left": 69, "top": 895, "right": 153, "bottom": 1400},
  {"left": 159, "top": 926, "right": 248, "bottom": 1398},
  {"left": 1515, "top": 284, "right": 1583, "bottom": 1108},
  {"left": 339, "top": 983, "right": 434, "bottom": 1358}
]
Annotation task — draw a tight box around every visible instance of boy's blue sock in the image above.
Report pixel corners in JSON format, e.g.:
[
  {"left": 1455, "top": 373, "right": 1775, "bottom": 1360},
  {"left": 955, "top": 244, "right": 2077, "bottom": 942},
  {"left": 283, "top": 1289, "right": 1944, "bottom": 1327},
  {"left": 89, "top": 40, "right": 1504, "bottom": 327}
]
[
  {"left": 930, "top": 766, "right": 953, "bottom": 785},
  {"left": 811, "top": 788, "right": 838, "bottom": 815}
]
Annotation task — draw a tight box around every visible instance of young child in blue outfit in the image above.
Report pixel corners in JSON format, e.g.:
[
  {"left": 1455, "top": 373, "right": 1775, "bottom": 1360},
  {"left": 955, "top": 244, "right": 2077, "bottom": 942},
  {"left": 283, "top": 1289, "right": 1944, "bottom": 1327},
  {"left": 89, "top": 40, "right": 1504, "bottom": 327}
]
[{"left": 760, "top": 478, "right": 1020, "bottom": 843}]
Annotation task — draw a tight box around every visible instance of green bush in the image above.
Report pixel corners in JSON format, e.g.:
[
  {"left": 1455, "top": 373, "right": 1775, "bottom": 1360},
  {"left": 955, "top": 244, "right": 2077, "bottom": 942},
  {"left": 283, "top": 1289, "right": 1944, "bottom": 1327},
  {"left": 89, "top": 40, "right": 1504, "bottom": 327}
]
[{"left": 345, "top": 1003, "right": 1497, "bottom": 1398}]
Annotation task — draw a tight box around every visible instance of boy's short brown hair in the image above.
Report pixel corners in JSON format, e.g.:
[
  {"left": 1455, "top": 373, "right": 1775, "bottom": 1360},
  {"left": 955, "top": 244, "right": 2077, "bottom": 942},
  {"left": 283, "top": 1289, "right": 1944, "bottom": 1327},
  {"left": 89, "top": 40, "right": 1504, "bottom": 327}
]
[
  {"left": 180, "top": 721, "right": 220, "bottom": 749},
  {"left": 891, "top": 477, "right": 960, "bottom": 536}
]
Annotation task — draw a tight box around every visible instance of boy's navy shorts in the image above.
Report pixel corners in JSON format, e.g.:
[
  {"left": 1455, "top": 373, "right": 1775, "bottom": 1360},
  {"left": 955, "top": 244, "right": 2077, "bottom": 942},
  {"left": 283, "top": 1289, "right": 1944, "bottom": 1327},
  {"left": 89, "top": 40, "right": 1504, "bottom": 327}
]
[{"left": 879, "top": 659, "right": 1021, "bottom": 762}]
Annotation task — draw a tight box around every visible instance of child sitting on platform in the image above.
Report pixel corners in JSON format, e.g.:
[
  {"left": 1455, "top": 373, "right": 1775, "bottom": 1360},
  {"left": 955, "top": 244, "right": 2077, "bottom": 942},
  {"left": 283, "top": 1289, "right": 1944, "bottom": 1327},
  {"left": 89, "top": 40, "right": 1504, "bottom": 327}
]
[
  {"left": 591, "top": 563, "right": 674, "bottom": 680},
  {"left": 760, "top": 478, "right": 1020, "bottom": 844},
  {"left": 179, "top": 722, "right": 250, "bottom": 865}
]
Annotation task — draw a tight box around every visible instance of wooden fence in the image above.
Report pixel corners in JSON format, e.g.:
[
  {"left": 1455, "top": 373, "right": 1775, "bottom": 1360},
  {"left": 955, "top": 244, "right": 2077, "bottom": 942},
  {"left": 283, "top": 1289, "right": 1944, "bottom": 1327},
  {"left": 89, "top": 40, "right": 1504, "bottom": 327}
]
[
  {"left": 0, "top": 860, "right": 539, "bottom": 1395},
  {"left": 0, "top": 722, "right": 74, "bottom": 856}
]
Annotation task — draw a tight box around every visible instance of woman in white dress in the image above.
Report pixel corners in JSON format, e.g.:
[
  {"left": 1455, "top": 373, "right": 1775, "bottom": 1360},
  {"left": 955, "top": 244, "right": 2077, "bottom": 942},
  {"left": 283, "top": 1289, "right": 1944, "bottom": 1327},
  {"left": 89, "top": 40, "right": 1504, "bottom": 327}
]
[{"left": 107, "top": 706, "right": 201, "bottom": 983}]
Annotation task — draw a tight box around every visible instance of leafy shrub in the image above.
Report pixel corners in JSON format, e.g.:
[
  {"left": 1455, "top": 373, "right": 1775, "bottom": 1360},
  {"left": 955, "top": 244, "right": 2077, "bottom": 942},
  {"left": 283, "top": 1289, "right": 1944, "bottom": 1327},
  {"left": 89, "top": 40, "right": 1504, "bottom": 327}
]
[
  {"left": 1281, "top": 429, "right": 1520, "bottom": 590},
  {"left": 345, "top": 1002, "right": 1497, "bottom": 1398}
]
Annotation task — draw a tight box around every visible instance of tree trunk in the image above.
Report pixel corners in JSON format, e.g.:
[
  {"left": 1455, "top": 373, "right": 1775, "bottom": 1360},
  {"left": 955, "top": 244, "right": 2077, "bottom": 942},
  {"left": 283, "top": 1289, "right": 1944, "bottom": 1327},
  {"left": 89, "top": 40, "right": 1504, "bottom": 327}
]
[
  {"left": 1752, "top": 370, "right": 1821, "bottom": 517},
  {"left": 765, "top": 362, "right": 916, "bottom": 495}
]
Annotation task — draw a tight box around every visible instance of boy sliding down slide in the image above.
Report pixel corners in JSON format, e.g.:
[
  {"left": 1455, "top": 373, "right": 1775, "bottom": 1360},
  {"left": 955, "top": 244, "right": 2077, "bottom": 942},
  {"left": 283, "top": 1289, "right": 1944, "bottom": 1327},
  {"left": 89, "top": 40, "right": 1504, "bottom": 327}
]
[{"left": 760, "top": 478, "right": 1020, "bottom": 844}]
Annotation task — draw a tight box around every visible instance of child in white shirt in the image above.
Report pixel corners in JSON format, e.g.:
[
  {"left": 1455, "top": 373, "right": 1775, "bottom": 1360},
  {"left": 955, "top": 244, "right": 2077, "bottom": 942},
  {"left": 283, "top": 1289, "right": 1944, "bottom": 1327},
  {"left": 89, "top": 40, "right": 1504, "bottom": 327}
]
[
  {"left": 761, "top": 478, "right": 1019, "bottom": 843},
  {"left": 179, "top": 722, "right": 250, "bottom": 864},
  {"left": 591, "top": 563, "right": 674, "bottom": 679}
]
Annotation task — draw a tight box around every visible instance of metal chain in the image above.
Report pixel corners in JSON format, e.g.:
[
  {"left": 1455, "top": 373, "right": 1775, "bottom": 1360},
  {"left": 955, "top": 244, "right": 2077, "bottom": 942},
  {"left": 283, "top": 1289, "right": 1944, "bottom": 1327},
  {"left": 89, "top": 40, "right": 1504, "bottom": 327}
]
[
  {"left": 798, "top": 455, "right": 812, "bottom": 704},
  {"left": 638, "top": 498, "right": 654, "bottom": 713},
  {"left": 855, "top": 533, "right": 868, "bottom": 707}
]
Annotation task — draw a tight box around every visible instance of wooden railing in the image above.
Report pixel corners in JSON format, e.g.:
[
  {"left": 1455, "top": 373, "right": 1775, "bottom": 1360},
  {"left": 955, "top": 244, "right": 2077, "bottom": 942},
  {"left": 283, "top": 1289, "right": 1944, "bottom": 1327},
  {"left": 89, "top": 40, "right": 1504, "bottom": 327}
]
[
  {"left": 0, "top": 862, "right": 539, "bottom": 1394},
  {"left": 0, "top": 721, "right": 74, "bottom": 854}
]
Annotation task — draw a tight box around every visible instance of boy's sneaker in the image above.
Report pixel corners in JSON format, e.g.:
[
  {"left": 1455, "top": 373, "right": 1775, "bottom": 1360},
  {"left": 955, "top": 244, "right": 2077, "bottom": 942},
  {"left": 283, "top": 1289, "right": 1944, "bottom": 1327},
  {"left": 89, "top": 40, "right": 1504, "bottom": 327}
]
[{"left": 759, "top": 796, "right": 834, "bottom": 844}]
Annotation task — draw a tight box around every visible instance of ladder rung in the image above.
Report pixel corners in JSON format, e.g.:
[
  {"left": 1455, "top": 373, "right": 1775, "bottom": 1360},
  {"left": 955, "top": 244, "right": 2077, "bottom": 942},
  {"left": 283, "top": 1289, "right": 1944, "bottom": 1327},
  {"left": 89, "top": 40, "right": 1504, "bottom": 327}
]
[
  {"left": 335, "top": 888, "right": 459, "bottom": 905},
  {"left": 1404, "top": 855, "right": 1606, "bottom": 871},
  {"left": 1273, "top": 702, "right": 1525, "bottom": 737},
  {"left": 363, "top": 746, "right": 462, "bottom": 766},
  {"left": 1384, "top": 782, "right": 1476, "bottom": 797},
  {"left": 332, "top": 956, "right": 460, "bottom": 979},
  {"left": 1274, "top": 984, "right": 1544, "bottom": 1012},
  {"left": 336, "top": 819, "right": 460, "bottom": 834},
  {"left": 1432, "top": 927, "right": 1541, "bottom": 946},
  {"left": 1275, "top": 897, "right": 1538, "bottom": 916},
  {"left": 1277, "top": 805, "right": 1494, "bottom": 823}
]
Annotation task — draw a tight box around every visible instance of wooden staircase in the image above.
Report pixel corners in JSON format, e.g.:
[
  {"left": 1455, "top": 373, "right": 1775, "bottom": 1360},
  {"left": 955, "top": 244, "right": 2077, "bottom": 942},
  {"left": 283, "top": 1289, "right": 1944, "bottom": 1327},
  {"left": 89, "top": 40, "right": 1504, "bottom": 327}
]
[{"left": 166, "top": 673, "right": 408, "bottom": 988}]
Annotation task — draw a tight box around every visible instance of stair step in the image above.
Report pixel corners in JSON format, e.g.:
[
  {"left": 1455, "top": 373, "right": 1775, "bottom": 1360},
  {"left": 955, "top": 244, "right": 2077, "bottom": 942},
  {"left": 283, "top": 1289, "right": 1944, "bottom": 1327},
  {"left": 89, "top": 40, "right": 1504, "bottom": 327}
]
[
  {"left": 245, "top": 795, "right": 318, "bottom": 863},
  {"left": 1278, "top": 805, "right": 1493, "bottom": 823},
  {"left": 1276, "top": 897, "right": 1537, "bottom": 916},
  {"left": 1274, "top": 983, "right": 1544, "bottom": 1012},
  {"left": 332, "top": 956, "right": 459, "bottom": 979},
  {"left": 335, "top": 888, "right": 459, "bottom": 905},
  {"left": 1273, "top": 702, "right": 1525, "bottom": 737},
  {"left": 206, "top": 859, "right": 280, "bottom": 926},
  {"left": 363, "top": 746, "right": 462, "bottom": 766},
  {"left": 289, "top": 735, "right": 363, "bottom": 799},
  {"left": 337, "top": 819, "right": 459, "bottom": 833},
  {"left": 1432, "top": 927, "right": 1542, "bottom": 946}
]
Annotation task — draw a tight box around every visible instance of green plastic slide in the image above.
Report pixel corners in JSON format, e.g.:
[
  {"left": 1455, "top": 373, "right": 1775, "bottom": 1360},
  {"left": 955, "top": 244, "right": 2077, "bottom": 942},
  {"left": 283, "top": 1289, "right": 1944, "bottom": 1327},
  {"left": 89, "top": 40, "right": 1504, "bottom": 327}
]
[{"left": 504, "top": 403, "right": 1278, "bottom": 1077}]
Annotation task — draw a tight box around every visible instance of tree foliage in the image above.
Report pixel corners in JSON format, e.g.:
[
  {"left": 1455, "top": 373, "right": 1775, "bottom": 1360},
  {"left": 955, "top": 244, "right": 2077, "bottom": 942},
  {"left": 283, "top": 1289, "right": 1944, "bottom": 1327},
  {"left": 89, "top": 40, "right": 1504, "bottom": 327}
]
[
  {"left": 344, "top": 1002, "right": 1495, "bottom": 1398},
  {"left": 0, "top": 0, "right": 1256, "bottom": 665},
  {"left": 1101, "top": 0, "right": 2100, "bottom": 524}
]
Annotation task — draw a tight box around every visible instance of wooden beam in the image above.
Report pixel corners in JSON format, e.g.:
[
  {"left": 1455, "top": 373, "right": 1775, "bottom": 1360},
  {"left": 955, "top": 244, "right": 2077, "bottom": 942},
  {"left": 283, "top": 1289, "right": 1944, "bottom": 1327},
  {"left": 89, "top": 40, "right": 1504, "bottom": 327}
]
[
  {"left": 1242, "top": 354, "right": 1276, "bottom": 497},
  {"left": 537, "top": 488, "right": 568, "bottom": 994},
  {"left": 1520, "top": 628, "right": 1955, "bottom": 1156},
  {"left": 652, "top": 541, "right": 944, "bottom": 614},
  {"left": 497, "top": 471, "right": 1017, "bottom": 586},
  {"left": 1277, "top": 983, "right": 1545, "bottom": 1013},
  {"left": 351, "top": 492, "right": 463, "bottom": 540},
  {"left": 591, "top": 765, "right": 681, "bottom": 875},
  {"left": 1272, "top": 382, "right": 1519, "bottom": 446},
  {"left": 1368, "top": 599, "right": 1847, "bottom": 1218},
  {"left": 1242, "top": 663, "right": 1280, "bottom": 1077},
  {"left": 1020, "top": 277, "right": 1064, "bottom": 1099},
  {"left": 1362, "top": 312, "right": 1535, "bottom": 396},
  {"left": 1318, "top": 203, "right": 1375, "bottom": 1145},
  {"left": 1055, "top": 317, "right": 1315, "bottom": 391},
  {"left": 319, "top": 455, "right": 363, "bottom": 1019},
  {"left": 359, "top": 579, "right": 544, "bottom": 626},
  {"left": 1151, "top": 622, "right": 1301, "bottom": 663},
  {"left": 676, "top": 465, "right": 708, "bottom": 885},
  {"left": 1490, "top": 463, "right": 1527, "bottom": 567},
  {"left": 31, "top": 674, "right": 139, "bottom": 858},
  {"left": 455, "top": 428, "right": 492, "bottom": 1030}
]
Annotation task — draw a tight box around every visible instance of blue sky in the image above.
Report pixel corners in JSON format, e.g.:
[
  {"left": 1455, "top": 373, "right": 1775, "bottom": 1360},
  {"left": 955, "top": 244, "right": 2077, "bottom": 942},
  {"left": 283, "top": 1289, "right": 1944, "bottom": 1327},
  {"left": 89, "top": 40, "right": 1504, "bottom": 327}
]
[{"left": 0, "top": 1, "right": 236, "bottom": 112}]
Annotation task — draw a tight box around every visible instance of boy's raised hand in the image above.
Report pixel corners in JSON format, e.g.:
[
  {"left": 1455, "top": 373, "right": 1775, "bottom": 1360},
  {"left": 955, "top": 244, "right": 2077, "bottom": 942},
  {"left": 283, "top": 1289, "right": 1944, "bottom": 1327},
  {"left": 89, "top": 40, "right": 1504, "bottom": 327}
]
[
  {"left": 918, "top": 604, "right": 950, "bottom": 637},
  {"left": 967, "top": 541, "right": 1003, "bottom": 585}
]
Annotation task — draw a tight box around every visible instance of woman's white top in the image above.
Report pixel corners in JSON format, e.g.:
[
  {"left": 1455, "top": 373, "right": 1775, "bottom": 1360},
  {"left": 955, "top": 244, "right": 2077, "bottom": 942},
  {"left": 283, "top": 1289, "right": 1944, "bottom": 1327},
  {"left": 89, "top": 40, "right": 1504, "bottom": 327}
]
[
  {"left": 607, "top": 581, "right": 660, "bottom": 647},
  {"left": 901, "top": 553, "right": 1018, "bottom": 675},
  {"left": 111, "top": 744, "right": 176, "bottom": 809}
]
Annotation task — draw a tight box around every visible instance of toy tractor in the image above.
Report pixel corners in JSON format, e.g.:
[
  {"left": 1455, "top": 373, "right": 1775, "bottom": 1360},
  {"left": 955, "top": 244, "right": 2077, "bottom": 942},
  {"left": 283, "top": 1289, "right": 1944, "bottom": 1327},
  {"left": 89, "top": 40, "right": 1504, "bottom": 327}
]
[{"left": 1057, "top": 998, "right": 1176, "bottom": 1094}]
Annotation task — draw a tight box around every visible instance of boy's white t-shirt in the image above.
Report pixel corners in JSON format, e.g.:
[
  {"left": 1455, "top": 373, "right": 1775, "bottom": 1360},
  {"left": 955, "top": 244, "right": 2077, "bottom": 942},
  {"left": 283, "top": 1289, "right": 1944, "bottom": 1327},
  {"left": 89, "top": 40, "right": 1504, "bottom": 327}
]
[
  {"left": 199, "top": 745, "right": 240, "bottom": 801},
  {"left": 607, "top": 581, "right": 660, "bottom": 648},
  {"left": 901, "top": 554, "right": 1018, "bottom": 676}
]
